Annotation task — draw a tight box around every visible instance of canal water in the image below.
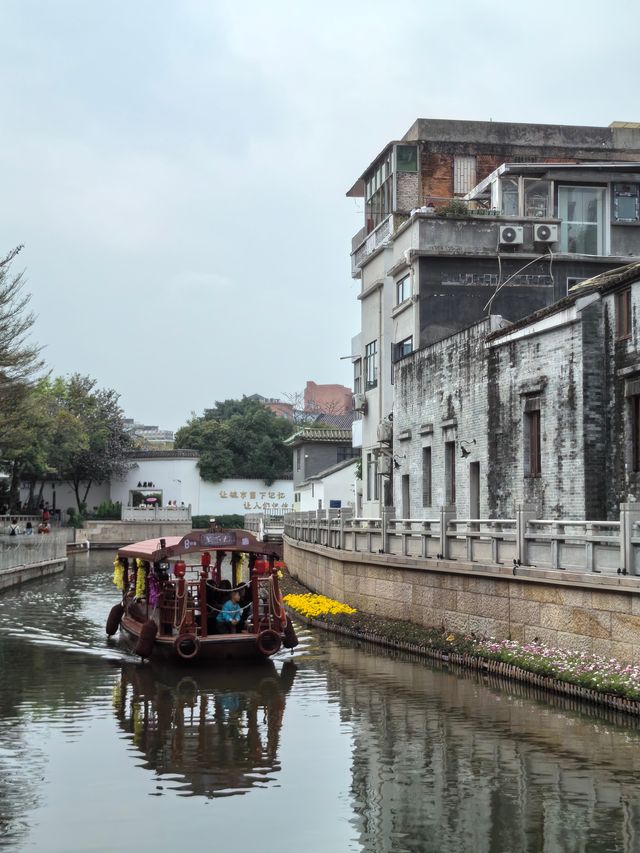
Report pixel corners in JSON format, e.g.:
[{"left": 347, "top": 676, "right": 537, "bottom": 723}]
[{"left": 1, "top": 554, "right": 640, "bottom": 852}]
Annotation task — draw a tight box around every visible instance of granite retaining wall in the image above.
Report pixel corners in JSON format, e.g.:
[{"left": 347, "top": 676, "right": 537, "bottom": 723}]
[{"left": 284, "top": 536, "right": 640, "bottom": 664}]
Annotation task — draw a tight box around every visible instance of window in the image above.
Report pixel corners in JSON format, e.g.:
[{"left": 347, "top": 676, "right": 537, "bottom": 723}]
[
  {"left": 453, "top": 156, "right": 477, "bottom": 195},
  {"left": 422, "top": 447, "right": 432, "bottom": 506},
  {"left": 445, "top": 441, "right": 456, "bottom": 505},
  {"left": 632, "top": 395, "right": 640, "bottom": 472},
  {"left": 501, "top": 178, "right": 519, "bottom": 216},
  {"left": 558, "top": 186, "right": 605, "bottom": 255},
  {"left": 567, "top": 276, "right": 587, "bottom": 289},
  {"left": 365, "top": 340, "right": 378, "bottom": 389},
  {"left": 500, "top": 176, "right": 551, "bottom": 217},
  {"left": 396, "top": 145, "right": 417, "bottom": 173},
  {"left": 353, "top": 358, "right": 362, "bottom": 395},
  {"left": 613, "top": 184, "right": 640, "bottom": 223},
  {"left": 393, "top": 336, "right": 413, "bottom": 362},
  {"left": 396, "top": 274, "right": 411, "bottom": 305},
  {"left": 296, "top": 448, "right": 301, "bottom": 471},
  {"left": 524, "top": 402, "right": 541, "bottom": 477},
  {"left": 366, "top": 452, "right": 379, "bottom": 501},
  {"left": 337, "top": 446, "right": 358, "bottom": 462},
  {"left": 523, "top": 179, "right": 550, "bottom": 218},
  {"left": 616, "top": 288, "right": 632, "bottom": 339}
]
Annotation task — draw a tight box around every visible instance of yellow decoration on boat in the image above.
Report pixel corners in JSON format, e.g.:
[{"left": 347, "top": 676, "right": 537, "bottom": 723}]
[
  {"left": 135, "top": 561, "right": 146, "bottom": 598},
  {"left": 283, "top": 593, "right": 356, "bottom": 619},
  {"left": 112, "top": 556, "right": 124, "bottom": 591}
]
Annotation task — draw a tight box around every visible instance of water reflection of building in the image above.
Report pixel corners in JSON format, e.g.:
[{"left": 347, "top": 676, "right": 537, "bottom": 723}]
[
  {"left": 113, "top": 661, "right": 296, "bottom": 798},
  {"left": 323, "top": 643, "right": 640, "bottom": 853}
]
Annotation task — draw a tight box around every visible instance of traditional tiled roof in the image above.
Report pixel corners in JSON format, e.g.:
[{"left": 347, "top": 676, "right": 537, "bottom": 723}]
[{"left": 283, "top": 428, "right": 352, "bottom": 447}]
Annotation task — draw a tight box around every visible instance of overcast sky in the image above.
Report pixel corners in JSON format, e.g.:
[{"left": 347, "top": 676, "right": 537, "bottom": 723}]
[{"left": 1, "top": 0, "right": 637, "bottom": 430}]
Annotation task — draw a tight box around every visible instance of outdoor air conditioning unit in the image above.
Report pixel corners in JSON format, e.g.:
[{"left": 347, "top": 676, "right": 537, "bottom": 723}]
[
  {"left": 499, "top": 225, "right": 524, "bottom": 245},
  {"left": 534, "top": 223, "right": 559, "bottom": 243},
  {"left": 352, "top": 393, "right": 367, "bottom": 414},
  {"left": 377, "top": 454, "right": 392, "bottom": 475},
  {"left": 377, "top": 419, "right": 393, "bottom": 444}
]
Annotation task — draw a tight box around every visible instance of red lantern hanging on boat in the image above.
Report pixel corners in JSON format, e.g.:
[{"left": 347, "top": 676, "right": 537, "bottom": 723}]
[
  {"left": 173, "top": 560, "right": 187, "bottom": 579},
  {"left": 254, "top": 559, "right": 269, "bottom": 574},
  {"left": 201, "top": 551, "right": 211, "bottom": 569}
]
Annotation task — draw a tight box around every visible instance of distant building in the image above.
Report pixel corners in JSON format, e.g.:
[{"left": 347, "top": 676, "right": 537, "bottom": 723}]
[
  {"left": 284, "top": 427, "right": 358, "bottom": 510},
  {"left": 245, "top": 394, "right": 295, "bottom": 421},
  {"left": 304, "top": 381, "right": 352, "bottom": 414},
  {"left": 347, "top": 117, "right": 640, "bottom": 514},
  {"left": 123, "top": 418, "right": 175, "bottom": 448},
  {"left": 295, "top": 458, "right": 358, "bottom": 512}
]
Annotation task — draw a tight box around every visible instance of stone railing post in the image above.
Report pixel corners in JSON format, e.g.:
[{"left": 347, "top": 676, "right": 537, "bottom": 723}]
[
  {"left": 439, "top": 505, "right": 456, "bottom": 559},
  {"left": 381, "top": 506, "right": 396, "bottom": 554},
  {"left": 620, "top": 502, "right": 640, "bottom": 575},
  {"left": 516, "top": 503, "right": 537, "bottom": 566}
]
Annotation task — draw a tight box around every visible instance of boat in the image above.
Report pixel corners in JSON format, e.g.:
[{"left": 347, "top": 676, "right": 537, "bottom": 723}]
[{"left": 105, "top": 526, "right": 298, "bottom": 663}]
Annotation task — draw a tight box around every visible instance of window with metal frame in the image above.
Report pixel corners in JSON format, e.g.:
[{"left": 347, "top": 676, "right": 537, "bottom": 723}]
[
  {"left": 364, "top": 340, "right": 378, "bottom": 389},
  {"left": 396, "top": 274, "right": 411, "bottom": 305}
]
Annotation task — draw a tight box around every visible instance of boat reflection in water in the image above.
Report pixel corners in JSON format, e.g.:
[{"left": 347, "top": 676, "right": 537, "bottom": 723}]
[{"left": 112, "top": 660, "right": 297, "bottom": 798}]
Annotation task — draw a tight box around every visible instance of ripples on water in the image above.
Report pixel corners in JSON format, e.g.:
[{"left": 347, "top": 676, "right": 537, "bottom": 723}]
[{"left": 1, "top": 553, "right": 640, "bottom": 852}]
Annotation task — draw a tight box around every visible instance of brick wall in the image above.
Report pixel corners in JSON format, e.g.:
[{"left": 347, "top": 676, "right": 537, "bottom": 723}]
[
  {"left": 394, "top": 320, "right": 491, "bottom": 517},
  {"left": 487, "top": 321, "right": 586, "bottom": 518}
]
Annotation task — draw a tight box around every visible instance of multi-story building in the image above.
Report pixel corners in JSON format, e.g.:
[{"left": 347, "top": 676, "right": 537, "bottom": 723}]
[
  {"left": 303, "top": 381, "right": 352, "bottom": 414},
  {"left": 347, "top": 118, "right": 640, "bottom": 515},
  {"left": 392, "top": 262, "right": 640, "bottom": 521}
]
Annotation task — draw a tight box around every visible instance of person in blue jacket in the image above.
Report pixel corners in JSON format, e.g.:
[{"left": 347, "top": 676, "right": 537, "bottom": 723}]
[{"left": 217, "top": 590, "right": 242, "bottom": 633}]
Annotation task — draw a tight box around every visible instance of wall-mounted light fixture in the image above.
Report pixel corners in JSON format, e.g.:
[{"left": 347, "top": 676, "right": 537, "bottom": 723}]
[{"left": 459, "top": 439, "right": 477, "bottom": 459}]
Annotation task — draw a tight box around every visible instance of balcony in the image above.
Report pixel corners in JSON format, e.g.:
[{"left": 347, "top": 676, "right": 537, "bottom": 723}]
[{"left": 351, "top": 215, "right": 394, "bottom": 276}]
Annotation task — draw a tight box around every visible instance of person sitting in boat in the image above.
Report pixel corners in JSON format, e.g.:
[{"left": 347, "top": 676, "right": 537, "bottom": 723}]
[{"left": 216, "top": 590, "right": 242, "bottom": 633}]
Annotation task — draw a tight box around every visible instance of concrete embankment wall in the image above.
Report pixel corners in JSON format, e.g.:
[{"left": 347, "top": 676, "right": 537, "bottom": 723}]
[
  {"left": 0, "top": 532, "right": 68, "bottom": 592},
  {"left": 76, "top": 520, "right": 192, "bottom": 548},
  {"left": 284, "top": 537, "right": 640, "bottom": 664}
]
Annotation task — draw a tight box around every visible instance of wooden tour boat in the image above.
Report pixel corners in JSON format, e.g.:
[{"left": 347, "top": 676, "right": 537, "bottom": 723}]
[{"left": 105, "top": 525, "right": 298, "bottom": 663}]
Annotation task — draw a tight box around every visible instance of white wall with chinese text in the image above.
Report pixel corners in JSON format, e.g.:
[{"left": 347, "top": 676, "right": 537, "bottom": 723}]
[{"left": 199, "top": 478, "right": 293, "bottom": 516}]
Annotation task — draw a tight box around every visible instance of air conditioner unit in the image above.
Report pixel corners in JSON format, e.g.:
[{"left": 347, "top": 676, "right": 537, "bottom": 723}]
[
  {"left": 499, "top": 225, "right": 524, "bottom": 245},
  {"left": 377, "top": 419, "right": 393, "bottom": 444},
  {"left": 352, "top": 393, "right": 367, "bottom": 413},
  {"left": 377, "top": 455, "right": 392, "bottom": 475},
  {"left": 534, "top": 223, "right": 559, "bottom": 243}
]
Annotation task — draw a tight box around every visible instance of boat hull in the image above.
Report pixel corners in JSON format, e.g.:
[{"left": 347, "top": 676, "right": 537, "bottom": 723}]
[{"left": 120, "top": 614, "right": 278, "bottom": 663}]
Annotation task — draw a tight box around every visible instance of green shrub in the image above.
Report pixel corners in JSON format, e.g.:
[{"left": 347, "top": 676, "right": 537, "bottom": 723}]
[
  {"left": 92, "top": 500, "right": 122, "bottom": 520},
  {"left": 66, "top": 508, "right": 85, "bottom": 529}
]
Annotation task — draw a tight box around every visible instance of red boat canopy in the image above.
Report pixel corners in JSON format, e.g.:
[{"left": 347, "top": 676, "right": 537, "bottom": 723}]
[{"left": 117, "top": 528, "right": 283, "bottom": 562}]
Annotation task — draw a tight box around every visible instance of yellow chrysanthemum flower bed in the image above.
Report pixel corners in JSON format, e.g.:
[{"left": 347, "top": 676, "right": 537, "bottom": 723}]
[{"left": 284, "top": 592, "right": 356, "bottom": 619}]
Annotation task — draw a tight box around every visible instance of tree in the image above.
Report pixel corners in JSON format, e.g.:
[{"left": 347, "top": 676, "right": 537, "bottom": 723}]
[
  {"left": 46, "top": 375, "right": 133, "bottom": 511},
  {"left": 0, "top": 246, "right": 47, "bottom": 508},
  {"left": 175, "top": 398, "right": 295, "bottom": 484},
  {"left": 0, "top": 246, "right": 45, "bottom": 397}
]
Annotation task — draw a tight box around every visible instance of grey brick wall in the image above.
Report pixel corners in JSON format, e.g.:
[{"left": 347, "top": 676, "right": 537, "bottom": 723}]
[{"left": 394, "top": 320, "right": 491, "bottom": 518}]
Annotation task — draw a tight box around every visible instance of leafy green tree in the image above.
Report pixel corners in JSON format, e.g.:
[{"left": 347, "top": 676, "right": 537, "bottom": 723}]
[
  {"left": 0, "top": 247, "right": 47, "bottom": 508},
  {"left": 175, "top": 398, "right": 294, "bottom": 484},
  {"left": 46, "top": 375, "right": 133, "bottom": 511}
]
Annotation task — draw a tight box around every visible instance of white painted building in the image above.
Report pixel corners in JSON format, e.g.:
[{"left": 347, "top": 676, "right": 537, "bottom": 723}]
[
  {"left": 296, "top": 458, "right": 358, "bottom": 512},
  {"left": 22, "top": 450, "right": 293, "bottom": 519}
]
